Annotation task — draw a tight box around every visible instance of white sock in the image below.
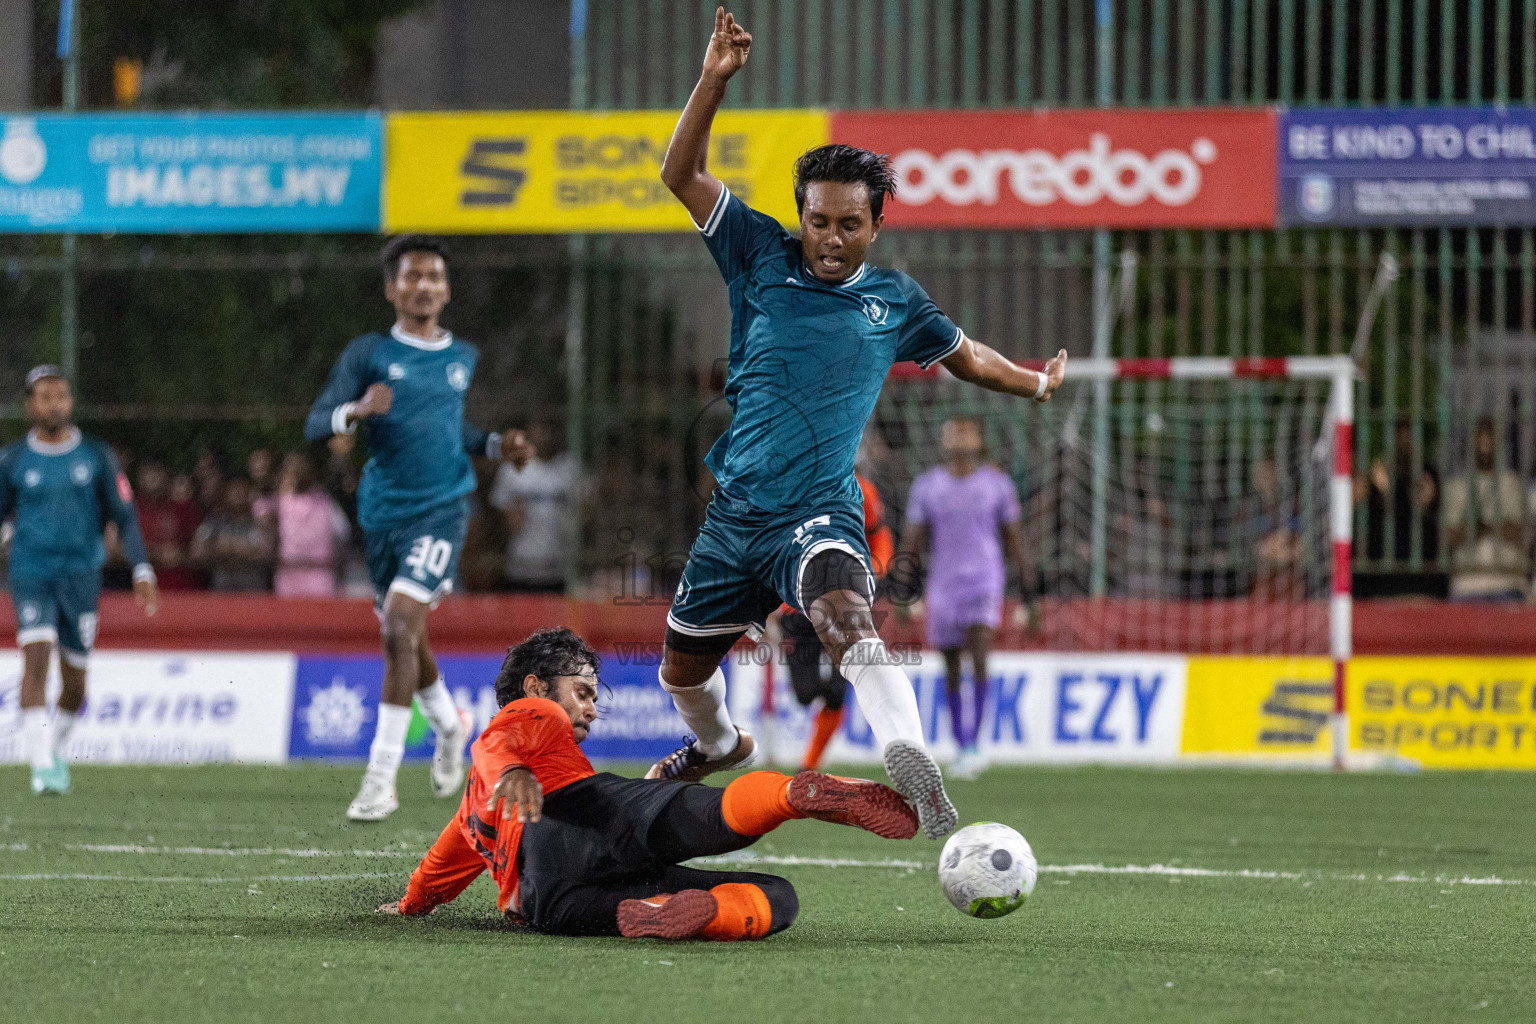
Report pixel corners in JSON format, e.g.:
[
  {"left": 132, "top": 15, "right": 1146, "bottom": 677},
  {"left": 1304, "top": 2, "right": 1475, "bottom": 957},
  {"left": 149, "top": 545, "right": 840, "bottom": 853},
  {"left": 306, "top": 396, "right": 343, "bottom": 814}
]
[
  {"left": 53, "top": 710, "right": 79, "bottom": 754},
  {"left": 840, "top": 638, "right": 926, "bottom": 751},
  {"left": 414, "top": 678, "right": 462, "bottom": 736},
  {"left": 661, "top": 667, "right": 736, "bottom": 759},
  {"left": 366, "top": 703, "right": 413, "bottom": 779},
  {"left": 23, "top": 708, "right": 52, "bottom": 771}
]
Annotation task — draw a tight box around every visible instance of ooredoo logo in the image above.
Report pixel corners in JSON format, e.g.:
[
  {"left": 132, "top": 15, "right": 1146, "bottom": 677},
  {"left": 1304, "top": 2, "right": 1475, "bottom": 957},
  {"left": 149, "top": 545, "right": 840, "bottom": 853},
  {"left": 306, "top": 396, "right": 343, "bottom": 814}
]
[{"left": 893, "top": 133, "right": 1219, "bottom": 208}]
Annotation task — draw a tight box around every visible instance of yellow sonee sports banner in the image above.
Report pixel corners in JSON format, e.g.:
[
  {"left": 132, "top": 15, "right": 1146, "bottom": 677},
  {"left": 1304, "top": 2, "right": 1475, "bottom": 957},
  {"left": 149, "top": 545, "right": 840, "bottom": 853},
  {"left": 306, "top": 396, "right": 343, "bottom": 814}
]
[
  {"left": 384, "top": 110, "right": 829, "bottom": 233},
  {"left": 1183, "top": 656, "right": 1536, "bottom": 769}
]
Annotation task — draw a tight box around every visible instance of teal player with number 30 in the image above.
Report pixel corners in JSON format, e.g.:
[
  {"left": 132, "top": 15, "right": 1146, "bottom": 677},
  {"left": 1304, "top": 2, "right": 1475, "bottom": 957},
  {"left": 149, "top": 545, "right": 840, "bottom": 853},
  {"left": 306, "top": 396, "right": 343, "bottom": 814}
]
[
  {"left": 647, "top": 7, "right": 1068, "bottom": 840},
  {"left": 306, "top": 235, "right": 533, "bottom": 822}
]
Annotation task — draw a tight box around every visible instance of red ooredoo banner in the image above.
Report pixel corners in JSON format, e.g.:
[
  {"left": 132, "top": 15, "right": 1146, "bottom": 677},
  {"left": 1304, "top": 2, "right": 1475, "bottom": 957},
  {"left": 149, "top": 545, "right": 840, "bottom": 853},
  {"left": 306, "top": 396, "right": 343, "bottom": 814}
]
[{"left": 832, "top": 108, "right": 1277, "bottom": 229}]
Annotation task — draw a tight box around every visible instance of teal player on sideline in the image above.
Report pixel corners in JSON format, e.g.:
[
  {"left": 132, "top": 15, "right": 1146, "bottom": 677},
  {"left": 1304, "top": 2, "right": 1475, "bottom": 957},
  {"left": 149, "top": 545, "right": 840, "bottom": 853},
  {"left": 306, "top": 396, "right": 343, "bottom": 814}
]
[
  {"left": 1, "top": 366, "right": 159, "bottom": 795},
  {"left": 650, "top": 8, "right": 1068, "bottom": 839},
  {"left": 306, "top": 236, "right": 532, "bottom": 822}
]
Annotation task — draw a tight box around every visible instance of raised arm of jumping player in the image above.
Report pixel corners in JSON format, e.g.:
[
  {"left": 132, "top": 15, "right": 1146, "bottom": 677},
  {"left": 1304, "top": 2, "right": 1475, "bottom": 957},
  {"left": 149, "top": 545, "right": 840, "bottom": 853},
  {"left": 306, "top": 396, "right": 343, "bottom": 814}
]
[{"left": 660, "top": 7, "right": 753, "bottom": 225}]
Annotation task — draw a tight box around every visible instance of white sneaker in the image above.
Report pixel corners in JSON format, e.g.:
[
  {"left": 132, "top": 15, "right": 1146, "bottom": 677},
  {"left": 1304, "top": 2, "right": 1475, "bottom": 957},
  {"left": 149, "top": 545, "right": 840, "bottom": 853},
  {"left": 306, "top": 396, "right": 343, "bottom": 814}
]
[
  {"left": 430, "top": 708, "right": 473, "bottom": 798},
  {"left": 882, "top": 739, "right": 958, "bottom": 840},
  {"left": 346, "top": 771, "right": 399, "bottom": 822}
]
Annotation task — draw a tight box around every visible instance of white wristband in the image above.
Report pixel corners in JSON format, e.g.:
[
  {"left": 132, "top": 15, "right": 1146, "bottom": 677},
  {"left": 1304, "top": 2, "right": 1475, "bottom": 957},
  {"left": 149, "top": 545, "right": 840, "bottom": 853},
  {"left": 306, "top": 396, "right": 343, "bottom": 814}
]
[{"left": 1032, "top": 371, "right": 1049, "bottom": 400}]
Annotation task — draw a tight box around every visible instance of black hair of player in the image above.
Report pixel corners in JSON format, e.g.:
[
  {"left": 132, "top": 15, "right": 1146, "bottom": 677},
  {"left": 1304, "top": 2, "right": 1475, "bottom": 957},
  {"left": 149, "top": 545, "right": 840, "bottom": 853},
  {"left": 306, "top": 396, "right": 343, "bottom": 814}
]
[
  {"left": 793, "top": 144, "right": 898, "bottom": 220},
  {"left": 381, "top": 234, "right": 450, "bottom": 284},
  {"left": 494, "top": 627, "right": 602, "bottom": 707}
]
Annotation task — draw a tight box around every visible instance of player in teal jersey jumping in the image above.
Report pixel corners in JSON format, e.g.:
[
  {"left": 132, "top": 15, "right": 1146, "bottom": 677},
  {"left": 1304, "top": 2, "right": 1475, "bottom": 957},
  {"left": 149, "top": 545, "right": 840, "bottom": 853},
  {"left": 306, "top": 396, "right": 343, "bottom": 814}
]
[
  {"left": 649, "top": 8, "right": 1067, "bottom": 838},
  {"left": 0, "top": 366, "right": 159, "bottom": 795},
  {"left": 306, "top": 236, "right": 532, "bottom": 822}
]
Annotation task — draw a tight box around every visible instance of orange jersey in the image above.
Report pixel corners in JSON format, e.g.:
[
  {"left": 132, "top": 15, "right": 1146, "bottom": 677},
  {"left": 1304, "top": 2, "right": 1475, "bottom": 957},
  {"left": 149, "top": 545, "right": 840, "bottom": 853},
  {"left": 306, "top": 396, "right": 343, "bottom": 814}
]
[
  {"left": 400, "top": 697, "right": 593, "bottom": 917},
  {"left": 857, "top": 473, "right": 894, "bottom": 575}
]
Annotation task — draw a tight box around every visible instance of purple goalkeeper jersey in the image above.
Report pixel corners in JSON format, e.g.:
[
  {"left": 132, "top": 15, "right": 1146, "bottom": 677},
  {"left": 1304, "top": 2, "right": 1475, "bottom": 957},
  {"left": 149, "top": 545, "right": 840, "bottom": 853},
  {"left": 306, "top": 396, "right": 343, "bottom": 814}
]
[{"left": 906, "top": 464, "right": 1021, "bottom": 600}]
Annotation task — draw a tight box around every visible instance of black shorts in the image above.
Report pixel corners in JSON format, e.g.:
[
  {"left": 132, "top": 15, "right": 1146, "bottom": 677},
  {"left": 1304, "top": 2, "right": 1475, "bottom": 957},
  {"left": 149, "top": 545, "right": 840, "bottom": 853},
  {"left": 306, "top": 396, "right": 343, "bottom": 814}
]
[
  {"left": 516, "top": 773, "right": 796, "bottom": 937},
  {"left": 782, "top": 609, "right": 847, "bottom": 711}
]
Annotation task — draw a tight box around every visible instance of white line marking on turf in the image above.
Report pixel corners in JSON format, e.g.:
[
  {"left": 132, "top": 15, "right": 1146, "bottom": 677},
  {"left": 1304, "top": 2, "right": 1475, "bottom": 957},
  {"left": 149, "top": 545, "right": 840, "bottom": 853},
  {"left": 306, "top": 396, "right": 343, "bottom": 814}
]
[
  {"left": 0, "top": 872, "right": 406, "bottom": 884},
  {"left": 1038, "top": 863, "right": 1532, "bottom": 886},
  {"left": 63, "top": 844, "right": 417, "bottom": 858},
  {"left": 5, "top": 845, "right": 1531, "bottom": 888}
]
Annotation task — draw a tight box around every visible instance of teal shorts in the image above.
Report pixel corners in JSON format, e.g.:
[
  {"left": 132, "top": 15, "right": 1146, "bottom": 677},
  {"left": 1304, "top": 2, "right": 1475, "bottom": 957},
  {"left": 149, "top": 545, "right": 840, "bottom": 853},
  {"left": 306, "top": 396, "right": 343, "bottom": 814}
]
[
  {"left": 666, "top": 489, "right": 873, "bottom": 643},
  {"left": 11, "top": 570, "right": 101, "bottom": 665},
  {"left": 364, "top": 498, "right": 467, "bottom": 609}
]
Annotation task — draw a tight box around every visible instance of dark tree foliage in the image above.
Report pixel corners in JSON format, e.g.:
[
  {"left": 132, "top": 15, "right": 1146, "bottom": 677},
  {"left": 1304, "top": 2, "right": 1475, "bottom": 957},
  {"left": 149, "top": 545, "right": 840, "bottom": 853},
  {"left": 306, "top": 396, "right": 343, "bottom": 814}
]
[{"left": 31, "top": 0, "right": 431, "bottom": 108}]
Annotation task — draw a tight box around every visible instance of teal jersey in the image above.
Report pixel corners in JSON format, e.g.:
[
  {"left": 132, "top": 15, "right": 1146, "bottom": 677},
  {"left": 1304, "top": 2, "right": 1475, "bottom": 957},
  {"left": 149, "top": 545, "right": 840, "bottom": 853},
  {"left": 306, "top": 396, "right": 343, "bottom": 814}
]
[
  {"left": 697, "top": 186, "right": 963, "bottom": 512},
  {"left": 305, "top": 325, "right": 498, "bottom": 532},
  {"left": 0, "top": 429, "right": 151, "bottom": 580}
]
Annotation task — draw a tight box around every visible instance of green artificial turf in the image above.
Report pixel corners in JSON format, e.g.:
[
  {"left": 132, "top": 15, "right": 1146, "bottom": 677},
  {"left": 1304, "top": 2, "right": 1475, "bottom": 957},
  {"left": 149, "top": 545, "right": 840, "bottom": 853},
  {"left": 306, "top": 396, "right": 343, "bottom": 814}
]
[{"left": 2, "top": 763, "right": 1532, "bottom": 1024}]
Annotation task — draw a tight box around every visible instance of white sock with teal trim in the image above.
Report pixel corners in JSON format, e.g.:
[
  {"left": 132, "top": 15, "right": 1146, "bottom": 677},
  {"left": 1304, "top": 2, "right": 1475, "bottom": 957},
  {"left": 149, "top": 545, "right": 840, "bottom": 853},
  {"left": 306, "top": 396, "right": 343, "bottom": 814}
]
[
  {"left": 53, "top": 710, "right": 79, "bottom": 755},
  {"left": 366, "top": 703, "right": 413, "bottom": 779},
  {"left": 22, "top": 708, "right": 52, "bottom": 771},
  {"left": 415, "top": 678, "right": 462, "bottom": 736},
  {"left": 840, "top": 638, "right": 926, "bottom": 751},
  {"left": 661, "top": 667, "right": 737, "bottom": 759}
]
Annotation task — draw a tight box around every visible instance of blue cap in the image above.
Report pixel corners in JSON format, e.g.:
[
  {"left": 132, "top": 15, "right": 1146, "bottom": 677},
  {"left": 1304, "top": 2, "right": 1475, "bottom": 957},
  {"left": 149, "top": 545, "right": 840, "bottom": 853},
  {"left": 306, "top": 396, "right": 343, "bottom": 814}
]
[{"left": 24, "top": 364, "right": 66, "bottom": 394}]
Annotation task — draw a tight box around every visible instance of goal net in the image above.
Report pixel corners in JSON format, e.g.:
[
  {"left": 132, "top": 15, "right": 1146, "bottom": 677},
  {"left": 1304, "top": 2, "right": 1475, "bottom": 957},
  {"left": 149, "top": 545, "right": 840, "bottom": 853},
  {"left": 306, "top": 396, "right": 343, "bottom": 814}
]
[{"left": 867, "top": 356, "right": 1356, "bottom": 763}]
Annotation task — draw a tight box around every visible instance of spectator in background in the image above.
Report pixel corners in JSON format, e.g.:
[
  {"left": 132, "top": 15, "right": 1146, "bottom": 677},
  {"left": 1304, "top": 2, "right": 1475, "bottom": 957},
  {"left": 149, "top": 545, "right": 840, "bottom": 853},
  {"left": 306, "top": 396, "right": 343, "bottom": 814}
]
[
  {"left": 1244, "top": 457, "right": 1301, "bottom": 599},
  {"left": 135, "top": 460, "right": 202, "bottom": 590},
  {"left": 248, "top": 447, "right": 278, "bottom": 524},
  {"left": 191, "top": 476, "right": 274, "bottom": 591},
  {"left": 272, "top": 453, "right": 350, "bottom": 597},
  {"left": 1364, "top": 421, "right": 1440, "bottom": 565},
  {"left": 192, "top": 449, "right": 225, "bottom": 514},
  {"left": 489, "top": 418, "right": 577, "bottom": 592},
  {"left": 1444, "top": 418, "right": 1526, "bottom": 601}
]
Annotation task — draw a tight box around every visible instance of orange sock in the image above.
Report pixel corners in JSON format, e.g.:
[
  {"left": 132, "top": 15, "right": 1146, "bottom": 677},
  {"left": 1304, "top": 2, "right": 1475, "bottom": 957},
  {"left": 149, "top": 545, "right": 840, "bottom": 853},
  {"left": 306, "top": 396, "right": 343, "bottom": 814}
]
[
  {"left": 721, "top": 770, "right": 805, "bottom": 836},
  {"left": 701, "top": 882, "right": 773, "bottom": 940},
  {"left": 802, "top": 706, "right": 843, "bottom": 770}
]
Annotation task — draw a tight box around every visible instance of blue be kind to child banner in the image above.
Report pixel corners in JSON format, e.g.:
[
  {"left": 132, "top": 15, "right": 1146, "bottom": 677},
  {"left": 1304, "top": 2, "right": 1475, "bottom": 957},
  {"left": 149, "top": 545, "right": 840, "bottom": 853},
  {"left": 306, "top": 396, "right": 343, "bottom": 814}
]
[
  {"left": 1280, "top": 107, "right": 1536, "bottom": 226},
  {"left": 0, "top": 112, "right": 381, "bottom": 232}
]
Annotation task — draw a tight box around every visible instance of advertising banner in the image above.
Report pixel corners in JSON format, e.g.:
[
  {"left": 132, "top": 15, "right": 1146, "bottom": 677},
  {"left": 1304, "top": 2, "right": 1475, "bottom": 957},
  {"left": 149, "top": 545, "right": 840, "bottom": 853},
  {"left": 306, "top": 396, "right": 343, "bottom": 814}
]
[
  {"left": 1350, "top": 657, "right": 1536, "bottom": 768},
  {"left": 1280, "top": 107, "right": 1536, "bottom": 226},
  {"left": 384, "top": 109, "right": 827, "bottom": 233},
  {"left": 1181, "top": 656, "right": 1334, "bottom": 762},
  {"left": 830, "top": 108, "right": 1278, "bottom": 229},
  {"left": 0, "top": 112, "right": 381, "bottom": 232},
  {"left": 739, "top": 651, "right": 1187, "bottom": 765},
  {"left": 0, "top": 651, "right": 295, "bottom": 764},
  {"left": 288, "top": 651, "right": 707, "bottom": 763}
]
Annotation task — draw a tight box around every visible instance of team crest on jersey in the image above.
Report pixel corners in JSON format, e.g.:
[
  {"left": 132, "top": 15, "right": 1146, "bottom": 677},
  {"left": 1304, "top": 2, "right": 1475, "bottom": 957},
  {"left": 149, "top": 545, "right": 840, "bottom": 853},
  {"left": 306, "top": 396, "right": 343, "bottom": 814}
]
[
  {"left": 71, "top": 462, "right": 91, "bottom": 485},
  {"left": 859, "top": 295, "right": 890, "bottom": 325},
  {"left": 446, "top": 362, "right": 469, "bottom": 391},
  {"left": 22, "top": 469, "right": 40, "bottom": 488},
  {"left": 18, "top": 602, "right": 39, "bottom": 625},
  {"left": 387, "top": 363, "right": 405, "bottom": 381}
]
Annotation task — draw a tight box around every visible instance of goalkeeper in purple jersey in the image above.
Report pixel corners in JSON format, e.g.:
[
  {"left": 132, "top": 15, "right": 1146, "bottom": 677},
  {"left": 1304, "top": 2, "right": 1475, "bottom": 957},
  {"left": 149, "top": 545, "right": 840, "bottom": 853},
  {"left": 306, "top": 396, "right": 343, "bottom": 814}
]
[{"left": 648, "top": 7, "right": 1067, "bottom": 840}]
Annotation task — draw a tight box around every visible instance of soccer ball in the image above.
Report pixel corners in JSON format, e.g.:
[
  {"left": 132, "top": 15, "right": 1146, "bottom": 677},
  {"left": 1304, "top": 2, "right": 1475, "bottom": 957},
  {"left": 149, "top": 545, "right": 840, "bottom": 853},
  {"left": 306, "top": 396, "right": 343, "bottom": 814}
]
[{"left": 937, "top": 822, "right": 1037, "bottom": 919}]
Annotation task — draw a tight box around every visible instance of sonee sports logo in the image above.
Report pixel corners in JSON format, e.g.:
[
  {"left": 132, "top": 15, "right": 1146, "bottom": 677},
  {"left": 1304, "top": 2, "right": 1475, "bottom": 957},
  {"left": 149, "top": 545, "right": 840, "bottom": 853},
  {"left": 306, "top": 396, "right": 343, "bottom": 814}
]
[
  {"left": 460, "top": 137, "right": 528, "bottom": 207},
  {"left": 893, "top": 134, "right": 1219, "bottom": 208}
]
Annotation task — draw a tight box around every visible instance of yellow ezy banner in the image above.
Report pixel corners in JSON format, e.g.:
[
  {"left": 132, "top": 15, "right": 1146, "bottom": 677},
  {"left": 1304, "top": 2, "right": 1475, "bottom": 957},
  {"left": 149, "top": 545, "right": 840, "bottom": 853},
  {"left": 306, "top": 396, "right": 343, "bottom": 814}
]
[{"left": 384, "top": 109, "right": 829, "bottom": 233}]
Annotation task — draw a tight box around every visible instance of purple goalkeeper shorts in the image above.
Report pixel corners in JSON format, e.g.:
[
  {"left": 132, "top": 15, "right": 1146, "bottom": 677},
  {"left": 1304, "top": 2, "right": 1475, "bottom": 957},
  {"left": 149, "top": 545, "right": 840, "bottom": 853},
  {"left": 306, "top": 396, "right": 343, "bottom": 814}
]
[{"left": 924, "top": 589, "right": 1004, "bottom": 650}]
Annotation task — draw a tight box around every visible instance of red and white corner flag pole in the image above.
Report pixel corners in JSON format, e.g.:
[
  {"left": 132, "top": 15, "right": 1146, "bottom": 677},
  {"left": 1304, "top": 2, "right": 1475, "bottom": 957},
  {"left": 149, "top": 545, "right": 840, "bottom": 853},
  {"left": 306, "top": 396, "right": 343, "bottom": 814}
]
[{"left": 1329, "top": 367, "right": 1355, "bottom": 770}]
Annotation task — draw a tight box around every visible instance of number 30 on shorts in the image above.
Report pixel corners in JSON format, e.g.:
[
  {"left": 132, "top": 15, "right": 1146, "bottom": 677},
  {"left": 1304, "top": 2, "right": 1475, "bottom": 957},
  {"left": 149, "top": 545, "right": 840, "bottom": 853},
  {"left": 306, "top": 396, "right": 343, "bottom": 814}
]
[{"left": 405, "top": 535, "right": 453, "bottom": 581}]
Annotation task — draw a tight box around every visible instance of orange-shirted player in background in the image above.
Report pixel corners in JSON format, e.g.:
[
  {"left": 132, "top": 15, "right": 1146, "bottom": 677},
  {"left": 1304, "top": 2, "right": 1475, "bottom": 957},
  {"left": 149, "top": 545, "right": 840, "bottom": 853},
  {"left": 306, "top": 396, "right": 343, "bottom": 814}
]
[
  {"left": 771, "top": 472, "right": 895, "bottom": 770},
  {"left": 379, "top": 626, "right": 918, "bottom": 940}
]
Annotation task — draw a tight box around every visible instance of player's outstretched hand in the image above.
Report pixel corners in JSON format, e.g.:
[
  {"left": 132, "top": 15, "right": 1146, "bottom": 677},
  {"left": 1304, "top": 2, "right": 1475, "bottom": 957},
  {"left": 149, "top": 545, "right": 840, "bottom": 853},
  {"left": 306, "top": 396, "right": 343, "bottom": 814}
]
[
  {"left": 354, "top": 382, "right": 394, "bottom": 420},
  {"left": 501, "top": 429, "right": 534, "bottom": 470},
  {"left": 377, "top": 899, "right": 403, "bottom": 915},
  {"left": 488, "top": 766, "right": 543, "bottom": 824},
  {"left": 134, "top": 576, "right": 159, "bottom": 617},
  {"left": 1037, "top": 348, "right": 1068, "bottom": 402},
  {"left": 703, "top": 7, "right": 751, "bottom": 81}
]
